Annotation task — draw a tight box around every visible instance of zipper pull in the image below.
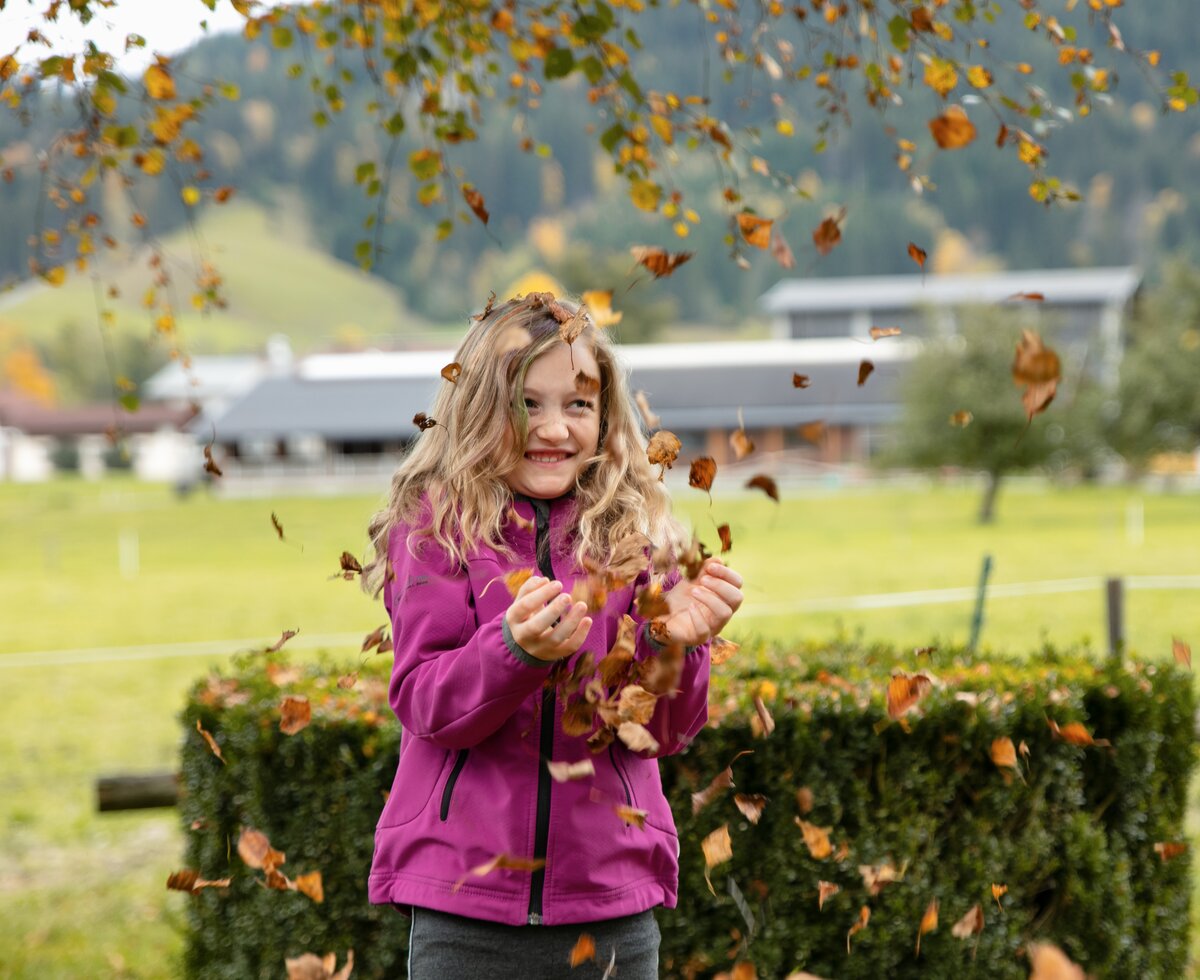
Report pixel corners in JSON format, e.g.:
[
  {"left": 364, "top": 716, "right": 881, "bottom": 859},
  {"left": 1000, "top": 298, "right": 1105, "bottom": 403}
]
[{"left": 527, "top": 912, "right": 543, "bottom": 926}]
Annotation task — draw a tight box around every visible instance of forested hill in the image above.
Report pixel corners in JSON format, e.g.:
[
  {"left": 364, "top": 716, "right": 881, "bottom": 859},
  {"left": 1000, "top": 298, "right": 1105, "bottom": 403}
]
[{"left": 0, "top": 5, "right": 1196, "bottom": 331}]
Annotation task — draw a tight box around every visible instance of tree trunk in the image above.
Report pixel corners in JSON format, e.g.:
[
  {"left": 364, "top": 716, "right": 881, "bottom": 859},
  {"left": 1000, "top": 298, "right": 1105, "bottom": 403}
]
[{"left": 978, "top": 471, "right": 1002, "bottom": 524}]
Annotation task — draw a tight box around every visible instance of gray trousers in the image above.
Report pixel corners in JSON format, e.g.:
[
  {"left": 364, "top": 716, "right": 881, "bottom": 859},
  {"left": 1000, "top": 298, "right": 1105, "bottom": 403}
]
[{"left": 406, "top": 906, "right": 660, "bottom": 979}]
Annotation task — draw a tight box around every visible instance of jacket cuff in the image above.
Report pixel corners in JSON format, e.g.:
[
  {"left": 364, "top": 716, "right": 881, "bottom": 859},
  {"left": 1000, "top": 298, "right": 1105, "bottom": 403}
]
[
  {"left": 502, "top": 617, "right": 549, "bottom": 669},
  {"left": 641, "top": 622, "right": 703, "bottom": 656}
]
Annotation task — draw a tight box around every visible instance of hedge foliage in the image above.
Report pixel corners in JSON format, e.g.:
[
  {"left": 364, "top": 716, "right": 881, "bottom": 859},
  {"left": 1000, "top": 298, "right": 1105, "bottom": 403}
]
[{"left": 178, "top": 640, "right": 1195, "bottom": 978}]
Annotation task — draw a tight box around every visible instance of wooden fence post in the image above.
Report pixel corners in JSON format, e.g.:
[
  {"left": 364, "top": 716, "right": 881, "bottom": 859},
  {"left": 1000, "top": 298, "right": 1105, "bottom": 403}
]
[
  {"left": 968, "top": 554, "right": 992, "bottom": 652},
  {"left": 1106, "top": 577, "right": 1125, "bottom": 661}
]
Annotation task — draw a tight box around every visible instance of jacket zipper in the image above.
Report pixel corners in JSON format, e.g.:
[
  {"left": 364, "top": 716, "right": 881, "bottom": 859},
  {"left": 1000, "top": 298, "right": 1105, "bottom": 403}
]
[
  {"left": 439, "top": 748, "right": 469, "bottom": 821},
  {"left": 528, "top": 498, "right": 555, "bottom": 925},
  {"left": 609, "top": 744, "right": 633, "bottom": 809}
]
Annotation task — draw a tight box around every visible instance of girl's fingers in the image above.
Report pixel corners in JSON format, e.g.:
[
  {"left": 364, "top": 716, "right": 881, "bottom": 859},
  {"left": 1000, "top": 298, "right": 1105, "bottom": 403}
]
[
  {"left": 699, "top": 576, "right": 742, "bottom": 607},
  {"left": 703, "top": 562, "right": 744, "bottom": 589},
  {"left": 691, "top": 587, "right": 732, "bottom": 627},
  {"left": 526, "top": 592, "right": 574, "bottom": 633},
  {"left": 546, "top": 601, "right": 587, "bottom": 644},
  {"left": 512, "top": 579, "right": 562, "bottom": 617}
]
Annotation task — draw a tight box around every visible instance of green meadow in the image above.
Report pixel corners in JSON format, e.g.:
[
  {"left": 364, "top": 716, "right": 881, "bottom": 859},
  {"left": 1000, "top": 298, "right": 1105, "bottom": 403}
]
[{"left": 1, "top": 477, "right": 1198, "bottom": 977}]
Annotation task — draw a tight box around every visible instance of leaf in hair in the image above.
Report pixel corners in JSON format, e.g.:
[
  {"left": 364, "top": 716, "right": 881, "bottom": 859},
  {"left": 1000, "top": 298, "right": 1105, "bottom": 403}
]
[
  {"left": 441, "top": 362, "right": 462, "bottom": 383},
  {"left": 559, "top": 306, "right": 588, "bottom": 345},
  {"left": 574, "top": 370, "right": 601, "bottom": 397},
  {"left": 413, "top": 412, "right": 438, "bottom": 431},
  {"left": 471, "top": 290, "right": 497, "bottom": 321}
]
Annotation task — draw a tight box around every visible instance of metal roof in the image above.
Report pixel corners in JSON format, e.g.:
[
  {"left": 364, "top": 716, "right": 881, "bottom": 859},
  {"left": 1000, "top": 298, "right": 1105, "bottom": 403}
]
[{"left": 760, "top": 267, "right": 1141, "bottom": 314}]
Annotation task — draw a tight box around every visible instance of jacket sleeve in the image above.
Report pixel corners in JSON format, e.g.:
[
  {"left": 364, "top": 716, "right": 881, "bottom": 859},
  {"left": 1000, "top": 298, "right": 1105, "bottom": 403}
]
[
  {"left": 384, "top": 523, "right": 552, "bottom": 751},
  {"left": 630, "top": 566, "right": 711, "bottom": 758}
]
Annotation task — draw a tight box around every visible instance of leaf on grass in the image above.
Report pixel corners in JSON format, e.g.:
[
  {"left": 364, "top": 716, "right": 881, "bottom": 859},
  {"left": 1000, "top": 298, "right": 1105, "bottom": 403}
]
[
  {"left": 195, "top": 720, "right": 226, "bottom": 764},
  {"left": 284, "top": 951, "right": 354, "bottom": 980},
  {"left": 846, "top": 905, "right": 870, "bottom": 952},
  {"left": 630, "top": 246, "right": 693, "bottom": 278},
  {"left": 266, "top": 629, "right": 299, "bottom": 653},
  {"left": 453, "top": 853, "right": 545, "bottom": 892},
  {"left": 710, "top": 635, "right": 740, "bottom": 665},
  {"left": 812, "top": 210, "right": 845, "bottom": 256},
  {"left": 746, "top": 474, "right": 779, "bottom": 501},
  {"left": 547, "top": 759, "right": 596, "bottom": 782},
  {"left": 795, "top": 819, "right": 833, "bottom": 859},
  {"left": 1173, "top": 637, "right": 1191, "bottom": 669},
  {"left": 570, "top": 933, "right": 596, "bottom": 967},
  {"left": 1027, "top": 942, "right": 1085, "bottom": 980},
  {"left": 647, "top": 431, "right": 682, "bottom": 477},
  {"left": 915, "top": 898, "right": 939, "bottom": 956},
  {"left": 702, "top": 824, "right": 733, "bottom": 895},
  {"left": 869, "top": 326, "right": 902, "bottom": 340},
  {"left": 886, "top": 671, "right": 933, "bottom": 719},
  {"left": 689, "top": 456, "right": 717, "bottom": 493},
  {"left": 635, "top": 390, "right": 661, "bottom": 430},
  {"left": 1154, "top": 841, "right": 1188, "bottom": 862},
  {"left": 238, "top": 828, "right": 286, "bottom": 872},
  {"left": 270, "top": 512, "right": 285, "bottom": 540},
  {"left": 1046, "top": 717, "right": 1110, "bottom": 747},
  {"left": 793, "top": 373, "right": 811, "bottom": 388},
  {"left": 167, "top": 869, "right": 231, "bottom": 894},
  {"left": 929, "top": 105, "right": 977, "bottom": 148},
  {"left": 817, "top": 879, "right": 840, "bottom": 910},
  {"left": 907, "top": 242, "right": 927, "bottom": 268},
  {"left": 950, "top": 903, "right": 984, "bottom": 939},
  {"left": 441, "top": 362, "right": 462, "bottom": 383},
  {"left": 737, "top": 213, "right": 772, "bottom": 249},
  {"left": 280, "top": 695, "right": 312, "bottom": 735},
  {"left": 734, "top": 793, "right": 767, "bottom": 824},
  {"left": 857, "top": 360, "right": 875, "bottom": 386}
]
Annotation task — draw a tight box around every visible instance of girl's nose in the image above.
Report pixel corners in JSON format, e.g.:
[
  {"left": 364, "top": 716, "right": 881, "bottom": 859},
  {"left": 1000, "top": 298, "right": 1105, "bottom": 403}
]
[{"left": 534, "top": 415, "right": 570, "bottom": 441}]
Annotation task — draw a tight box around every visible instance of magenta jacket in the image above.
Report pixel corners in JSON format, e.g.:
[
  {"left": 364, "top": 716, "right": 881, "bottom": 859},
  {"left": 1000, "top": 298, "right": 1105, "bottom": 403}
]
[{"left": 368, "top": 493, "right": 710, "bottom": 925}]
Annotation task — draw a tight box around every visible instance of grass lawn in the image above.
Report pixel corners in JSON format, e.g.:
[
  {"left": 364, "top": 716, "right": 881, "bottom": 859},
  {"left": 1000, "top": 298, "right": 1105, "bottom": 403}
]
[{"left": 1, "top": 476, "right": 1198, "bottom": 977}]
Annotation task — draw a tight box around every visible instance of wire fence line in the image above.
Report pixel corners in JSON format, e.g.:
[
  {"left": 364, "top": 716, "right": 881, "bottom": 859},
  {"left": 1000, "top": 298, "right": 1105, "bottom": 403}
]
[{"left": 3, "top": 576, "right": 1197, "bottom": 668}]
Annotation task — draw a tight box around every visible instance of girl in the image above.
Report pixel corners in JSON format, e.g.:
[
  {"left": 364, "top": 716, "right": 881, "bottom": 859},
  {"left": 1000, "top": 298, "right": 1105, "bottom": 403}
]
[{"left": 363, "top": 293, "right": 744, "bottom": 978}]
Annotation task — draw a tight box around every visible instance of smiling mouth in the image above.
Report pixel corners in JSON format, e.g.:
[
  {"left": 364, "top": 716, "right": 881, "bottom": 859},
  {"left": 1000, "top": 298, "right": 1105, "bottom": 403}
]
[{"left": 526, "top": 451, "right": 572, "bottom": 464}]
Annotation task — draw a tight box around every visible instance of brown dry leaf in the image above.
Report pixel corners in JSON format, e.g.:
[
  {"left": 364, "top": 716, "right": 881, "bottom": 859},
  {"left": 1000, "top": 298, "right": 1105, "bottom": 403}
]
[
  {"left": 691, "top": 750, "right": 752, "bottom": 815},
  {"left": 812, "top": 208, "right": 845, "bottom": 256},
  {"left": 737, "top": 213, "right": 773, "bottom": 249},
  {"left": 734, "top": 793, "right": 767, "bottom": 824},
  {"left": 793, "top": 373, "right": 811, "bottom": 388},
  {"left": 607, "top": 533, "right": 651, "bottom": 586},
  {"left": 798, "top": 421, "right": 825, "bottom": 444},
  {"left": 857, "top": 360, "right": 875, "bottom": 387},
  {"left": 1012, "top": 330, "right": 1061, "bottom": 420},
  {"left": 887, "top": 671, "right": 933, "bottom": 719},
  {"left": 647, "top": 430, "right": 682, "bottom": 477},
  {"left": 717, "top": 524, "right": 732, "bottom": 554},
  {"left": 752, "top": 695, "right": 775, "bottom": 737},
  {"left": 575, "top": 370, "right": 601, "bottom": 397},
  {"left": 559, "top": 306, "right": 589, "bottom": 346},
  {"left": 859, "top": 860, "right": 905, "bottom": 896},
  {"left": 453, "top": 853, "right": 546, "bottom": 892},
  {"left": 238, "top": 828, "right": 286, "bottom": 873},
  {"left": 461, "top": 184, "right": 489, "bottom": 225},
  {"left": 817, "top": 879, "right": 840, "bottom": 910},
  {"left": 710, "top": 636, "right": 740, "bottom": 665},
  {"left": 266, "top": 629, "right": 298, "bottom": 653},
  {"left": 562, "top": 701, "right": 597, "bottom": 737},
  {"left": 361, "top": 625, "right": 389, "bottom": 653},
  {"left": 1154, "top": 841, "right": 1188, "bottom": 862},
  {"left": 294, "top": 870, "right": 324, "bottom": 903},
  {"left": 284, "top": 950, "right": 354, "bottom": 980},
  {"left": 547, "top": 759, "right": 596, "bottom": 782},
  {"left": 771, "top": 225, "right": 796, "bottom": 269},
  {"left": 929, "top": 105, "right": 977, "bottom": 148},
  {"left": 634, "top": 390, "right": 661, "bottom": 430},
  {"left": 1173, "top": 637, "right": 1191, "bottom": 669},
  {"left": 869, "top": 327, "right": 902, "bottom": 340},
  {"left": 990, "top": 736, "right": 1018, "bottom": 771},
  {"left": 504, "top": 568, "right": 536, "bottom": 597},
  {"left": 796, "top": 819, "right": 833, "bottom": 859},
  {"left": 949, "top": 410, "right": 974, "bottom": 427},
  {"left": 915, "top": 898, "right": 939, "bottom": 956},
  {"left": 615, "top": 803, "right": 648, "bottom": 828},
  {"left": 730, "top": 427, "right": 755, "bottom": 461},
  {"left": 630, "top": 245, "right": 693, "bottom": 279},
  {"left": 195, "top": 720, "right": 226, "bottom": 765},
  {"left": 846, "top": 905, "right": 870, "bottom": 952},
  {"left": 280, "top": 695, "right": 312, "bottom": 736},
  {"left": 166, "top": 869, "right": 231, "bottom": 894},
  {"left": 991, "top": 882, "right": 1007, "bottom": 909},
  {"left": 413, "top": 412, "right": 438, "bottom": 431},
  {"left": 570, "top": 933, "right": 596, "bottom": 967},
  {"left": 271, "top": 512, "right": 285, "bottom": 541},
  {"left": 203, "top": 442, "right": 222, "bottom": 477},
  {"left": 950, "top": 903, "right": 984, "bottom": 939},
  {"left": 337, "top": 672, "right": 358, "bottom": 690},
  {"left": 701, "top": 824, "right": 733, "bottom": 894},
  {"left": 796, "top": 786, "right": 814, "bottom": 814},
  {"left": 729, "top": 964, "right": 757, "bottom": 980},
  {"left": 338, "top": 551, "right": 363, "bottom": 580},
  {"left": 599, "top": 614, "right": 638, "bottom": 687},
  {"left": 441, "top": 362, "right": 462, "bottom": 383},
  {"left": 617, "top": 685, "right": 658, "bottom": 725},
  {"left": 1047, "top": 717, "right": 1110, "bottom": 747},
  {"left": 617, "top": 721, "right": 660, "bottom": 754},
  {"left": 689, "top": 456, "right": 717, "bottom": 493},
  {"left": 746, "top": 474, "right": 779, "bottom": 501},
  {"left": 1028, "top": 942, "right": 1085, "bottom": 980},
  {"left": 908, "top": 242, "right": 928, "bottom": 268}
]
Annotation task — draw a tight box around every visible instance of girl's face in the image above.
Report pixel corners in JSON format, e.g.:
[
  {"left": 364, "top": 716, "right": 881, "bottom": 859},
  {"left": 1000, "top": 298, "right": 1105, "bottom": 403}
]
[{"left": 503, "top": 341, "right": 602, "bottom": 500}]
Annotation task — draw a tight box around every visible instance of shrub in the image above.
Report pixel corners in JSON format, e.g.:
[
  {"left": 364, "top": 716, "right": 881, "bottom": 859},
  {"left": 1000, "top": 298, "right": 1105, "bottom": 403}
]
[{"left": 178, "top": 641, "right": 1194, "bottom": 978}]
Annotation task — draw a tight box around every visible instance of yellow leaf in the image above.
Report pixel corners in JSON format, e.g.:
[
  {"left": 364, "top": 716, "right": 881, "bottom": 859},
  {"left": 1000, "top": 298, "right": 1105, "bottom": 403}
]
[
  {"left": 181, "top": 186, "right": 201, "bottom": 207},
  {"left": 967, "top": 65, "right": 993, "bottom": 88},
  {"left": 737, "top": 213, "right": 772, "bottom": 249},
  {"left": 140, "top": 148, "right": 166, "bottom": 176},
  {"left": 1018, "top": 139, "right": 1043, "bottom": 165},
  {"left": 144, "top": 63, "right": 176, "bottom": 100},
  {"left": 630, "top": 179, "right": 662, "bottom": 212},
  {"left": 43, "top": 266, "right": 67, "bottom": 287},
  {"left": 156, "top": 311, "right": 176, "bottom": 334},
  {"left": 673, "top": 222, "right": 690, "bottom": 238},
  {"left": 923, "top": 58, "right": 958, "bottom": 97},
  {"left": 776, "top": 118, "right": 794, "bottom": 136},
  {"left": 650, "top": 114, "right": 673, "bottom": 144}
]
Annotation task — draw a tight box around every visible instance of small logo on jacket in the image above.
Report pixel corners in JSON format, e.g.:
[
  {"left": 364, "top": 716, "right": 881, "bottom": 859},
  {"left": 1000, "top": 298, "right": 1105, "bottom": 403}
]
[{"left": 405, "top": 574, "right": 430, "bottom": 591}]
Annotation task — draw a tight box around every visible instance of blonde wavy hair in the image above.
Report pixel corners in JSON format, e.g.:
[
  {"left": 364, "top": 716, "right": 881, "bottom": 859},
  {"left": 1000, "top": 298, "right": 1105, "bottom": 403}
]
[{"left": 362, "top": 293, "right": 685, "bottom": 593}]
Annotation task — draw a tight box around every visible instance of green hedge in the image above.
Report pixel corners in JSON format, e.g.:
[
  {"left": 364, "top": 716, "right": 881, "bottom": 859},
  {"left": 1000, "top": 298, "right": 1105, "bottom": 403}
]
[{"left": 178, "top": 641, "right": 1195, "bottom": 978}]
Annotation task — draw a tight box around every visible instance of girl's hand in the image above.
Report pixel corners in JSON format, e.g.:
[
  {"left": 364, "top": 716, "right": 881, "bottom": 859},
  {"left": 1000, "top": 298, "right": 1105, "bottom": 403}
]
[
  {"left": 505, "top": 576, "right": 592, "bottom": 663},
  {"left": 659, "top": 559, "right": 744, "bottom": 648}
]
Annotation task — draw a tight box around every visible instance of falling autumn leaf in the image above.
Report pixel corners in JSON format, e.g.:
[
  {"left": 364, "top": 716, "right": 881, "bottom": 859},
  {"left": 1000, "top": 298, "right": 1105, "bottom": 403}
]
[
  {"left": 361, "top": 625, "right": 390, "bottom": 653},
  {"left": 846, "top": 905, "right": 870, "bottom": 952},
  {"left": 857, "top": 360, "right": 875, "bottom": 386},
  {"left": 270, "top": 512, "right": 285, "bottom": 541},
  {"left": 817, "top": 880, "right": 840, "bottom": 910},
  {"left": 730, "top": 427, "right": 755, "bottom": 461},
  {"left": 717, "top": 524, "right": 732, "bottom": 553},
  {"left": 737, "top": 213, "right": 773, "bottom": 249},
  {"left": 710, "top": 635, "right": 740, "bottom": 665},
  {"left": 280, "top": 695, "right": 312, "bottom": 735},
  {"left": 1046, "top": 717, "right": 1111, "bottom": 747},
  {"left": 615, "top": 804, "right": 648, "bottom": 828},
  {"left": 581, "top": 289, "right": 623, "bottom": 328},
  {"left": 929, "top": 105, "right": 977, "bottom": 149},
  {"left": 886, "top": 670, "right": 933, "bottom": 719},
  {"left": 167, "top": 869, "right": 231, "bottom": 894},
  {"left": 793, "top": 373, "right": 811, "bottom": 388},
  {"left": 990, "top": 737, "right": 1018, "bottom": 771},
  {"left": 771, "top": 225, "right": 796, "bottom": 269},
  {"left": 502, "top": 568, "right": 535, "bottom": 597},
  {"left": 453, "top": 853, "right": 545, "bottom": 892},
  {"left": 869, "top": 327, "right": 902, "bottom": 340},
  {"left": 195, "top": 720, "right": 226, "bottom": 764},
  {"left": 991, "top": 883, "right": 1007, "bottom": 909},
  {"left": 796, "top": 819, "right": 833, "bottom": 859},
  {"left": 1154, "top": 841, "right": 1188, "bottom": 862},
  {"left": 647, "top": 430, "right": 682, "bottom": 477},
  {"left": 559, "top": 306, "right": 588, "bottom": 346},
  {"left": 798, "top": 421, "right": 825, "bottom": 444},
  {"left": 630, "top": 246, "right": 693, "bottom": 279},
  {"left": 796, "top": 786, "right": 815, "bottom": 815},
  {"left": 812, "top": 209, "right": 845, "bottom": 256},
  {"left": 1027, "top": 942, "right": 1085, "bottom": 980},
  {"left": 734, "top": 794, "right": 767, "bottom": 824},
  {"left": 916, "top": 898, "right": 939, "bottom": 956},
  {"left": 203, "top": 442, "right": 222, "bottom": 477},
  {"left": 294, "top": 871, "right": 324, "bottom": 903},
  {"left": 1173, "top": 637, "right": 1191, "bottom": 669},
  {"left": 1006, "top": 291, "right": 1046, "bottom": 302},
  {"left": 634, "top": 390, "right": 661, "bottom": 430},
  {"left": 907, "top": 242, "right": 928, "bottom": 268},
  {"left": 214, "top": 186, "right": 235, "bottom": 203},
  {"left": 238, "top": 828, "right": 286, "bottom": 872},
  {"left": 949, "top": 410, "right": 974, "bottom": 427},
  {"left": 570, "top": 933, "right": 596, "bottom": 967},
  {"left": 144, "top": 62, "right": 176, "bottom": 100},
  {"left": 617, "top": 721, "right": 660, "bottom": 755},
  {"left": 745, "top": 474, "right": 779, "bottom": 501},
  {"left": 752, "top": 695, "right": 775, "bottom": 737},
  {"left": 284, "top": 950, "right": 354, "bottom": 980},
  {"left": 266, "top": 629, "right": 299, "bottom": 653},
  {"left": 950, "top": 903, "right": 984, "bottom": 940},
  {"left": 337, "top": 551, "right": 363, "bottom": 580},
  {"left": 547, "top": 759, "right": 596, "bottom": 782},
  {"left": 413, "top": 412, "right": 438, "bottom": 431},
  {"left": 701, "top": 824, "right": 733, "bottom": 895},
  {"left": 462, "top": 184, "right": 489, "bottom": 225},
  {"left": 689, "top": 456, "right": 717, "bottom": 493},
  {"left": 441, "top": 362, "right": 462, "bottom": 383}
]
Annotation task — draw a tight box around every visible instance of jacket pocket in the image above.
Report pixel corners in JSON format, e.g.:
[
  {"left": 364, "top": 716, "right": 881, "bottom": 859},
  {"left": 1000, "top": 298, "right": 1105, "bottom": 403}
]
[
  {"left": 609, "top": 745, "right": 636, "bottom": 809},
  {"left": 440, "top": 748, "right": 470, "bottom": 821}
]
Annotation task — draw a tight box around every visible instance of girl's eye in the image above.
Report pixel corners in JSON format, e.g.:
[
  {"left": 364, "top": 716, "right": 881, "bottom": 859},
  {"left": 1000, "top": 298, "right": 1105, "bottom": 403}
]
[
  {"left": 570, "top": 400, "right": 594, "bottom": 411},
  {"left": 524, "top": 398, "right": 538, "bottom": 410}
]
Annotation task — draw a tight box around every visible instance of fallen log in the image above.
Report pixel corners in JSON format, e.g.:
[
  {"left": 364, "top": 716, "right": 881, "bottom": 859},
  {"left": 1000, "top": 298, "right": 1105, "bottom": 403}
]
[{"left": 96, "top": 771, "right": 180, "bottom": 812}]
